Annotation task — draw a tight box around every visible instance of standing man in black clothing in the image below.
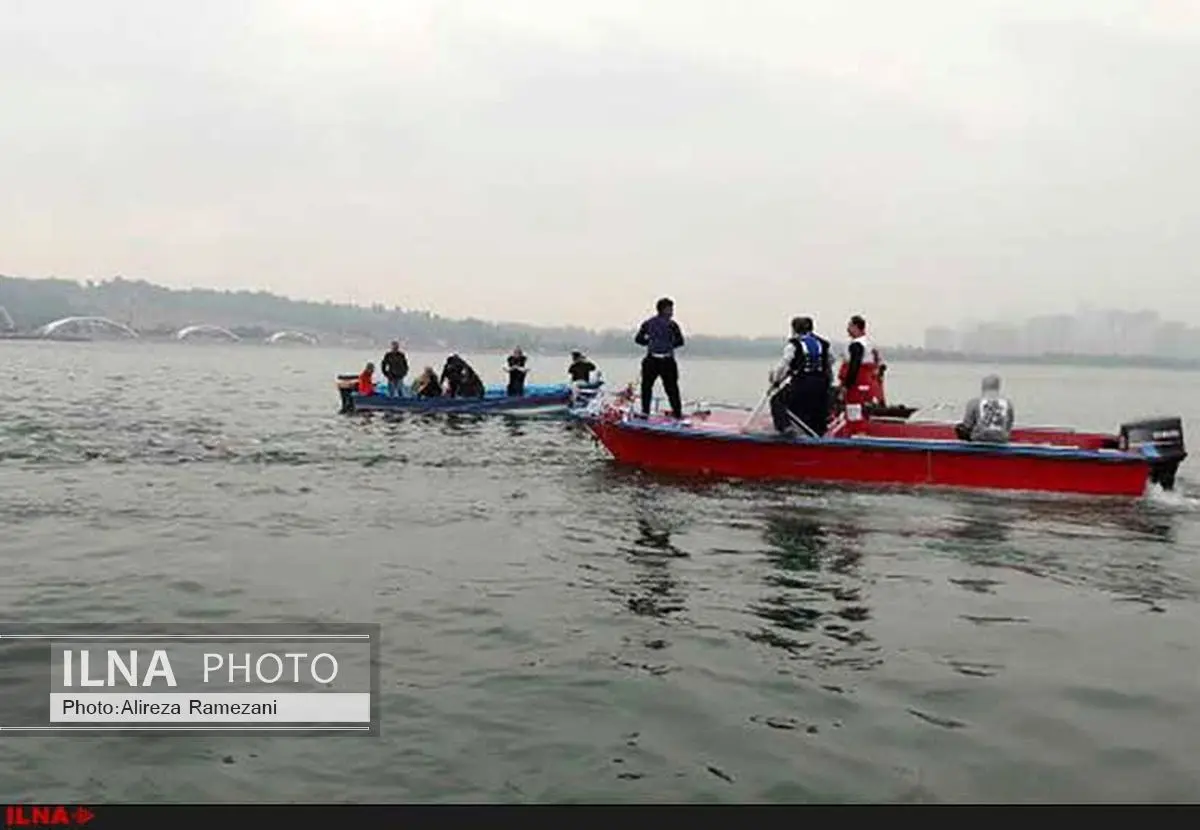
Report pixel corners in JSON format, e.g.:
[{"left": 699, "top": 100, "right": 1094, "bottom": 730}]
[
  {"left": 506, "top": 347, "right": 528, "bottom": 396},
  {"left": 568, "top": 351, "right": 596, "bottom": 383},
  {"left": 634, "top": 297, "right": 685, "bottom": 418},
  {"left": 768, "top": 316, "right": 832, "bottom": 436},
  {"left": 381, "top": 341, "right": 409, "bottom": 398}
]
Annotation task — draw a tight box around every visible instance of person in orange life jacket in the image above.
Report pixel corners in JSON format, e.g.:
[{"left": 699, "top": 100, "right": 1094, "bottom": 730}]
[
  {"left": 506, "top": 347, "right": 528, "bottom": 396},
  {"left": 634, "top": 297, "right": 684, "bottom": 417},
  {"left": 357, "top": 362, "right": 376, "bottom": 396},
  {"left": 769, "top": 316, "right": 832, "bottom": 436},
  {"left": 837, "top": 314, "right": 886, "bottom": 414},
  {"left": 381, "top": 341, "right": 409, "bottom": 398}
]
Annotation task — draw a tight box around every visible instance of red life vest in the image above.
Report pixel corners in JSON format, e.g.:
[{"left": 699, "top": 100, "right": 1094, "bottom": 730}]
[
  {"left": 838, "top": 335, "right": 884, "bottom": 408},
  {"left": 357, "top": 370, "right": 374, "bottom": 396}
]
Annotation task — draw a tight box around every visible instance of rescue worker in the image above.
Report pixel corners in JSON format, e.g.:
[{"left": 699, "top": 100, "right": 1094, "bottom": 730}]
[
  {"left": 506, "top": 347, "right": 528, "bottom": 396},
  {"left": 634, "top": 297, "right": 684, "bottom": 418},
  {"left": 769, "top": 316, "right": 832, "bottom": 436},
  {"left": 837, "top": 315, "right": 886, "bottom": 420},
  {"left": 381, "top": 341, "right": 409, "bottom": 397},
  {"left": 955, "top": 374, "right": 1014, "bottom": 443},
  {"left": 356, "top": 362, "right": 376, "bottom": 396}
]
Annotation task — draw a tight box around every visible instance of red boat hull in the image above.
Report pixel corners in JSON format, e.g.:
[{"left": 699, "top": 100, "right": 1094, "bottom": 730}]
[{"left": 588, "top": 417, "right": 1154, "bottom": 498}]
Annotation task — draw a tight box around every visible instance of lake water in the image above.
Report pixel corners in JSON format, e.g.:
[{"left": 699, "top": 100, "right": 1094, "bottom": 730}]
[{"left": 2, "top": 339, "right": 1199, "bottom": 802}]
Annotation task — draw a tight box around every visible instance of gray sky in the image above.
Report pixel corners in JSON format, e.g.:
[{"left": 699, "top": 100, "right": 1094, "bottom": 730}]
[{"left": 2, "top": 0, "right": 1198, "bottom": 342}]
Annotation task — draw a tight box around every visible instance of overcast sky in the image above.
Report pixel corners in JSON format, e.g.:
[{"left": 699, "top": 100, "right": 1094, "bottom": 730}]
[{"left": 2, "top": 0, "right": 1197, "bottom": 342}]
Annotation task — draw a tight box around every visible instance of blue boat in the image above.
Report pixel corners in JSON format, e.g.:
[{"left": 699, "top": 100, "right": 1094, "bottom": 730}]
[{"left": 337, "top": 376, "right": 602, "bottom": 416}]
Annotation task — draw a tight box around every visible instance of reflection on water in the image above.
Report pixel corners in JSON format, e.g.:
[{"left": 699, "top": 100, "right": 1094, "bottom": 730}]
[
  {"left": 620, "top": 491, "right": 688, "bottom": 619},
  {"left": 928, "top": 494, "right": 1190, "bottom": 610},
  {"left": 943, "top": 503, "right": 1013, "bottom": 545},
  {"left": 747, "top": 507, "right": 880, "bottom": 670},
  {"left": 501, "top": 416, "right": 528, "bottom": 439}
]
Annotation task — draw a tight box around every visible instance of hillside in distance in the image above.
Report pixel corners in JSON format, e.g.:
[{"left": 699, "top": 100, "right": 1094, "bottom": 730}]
[
  {"left": 0, "top": 274, "right": 782, "bottom": 357},
  {"left": 2, "top": 274, "right": 1197, "bottom": 369}
]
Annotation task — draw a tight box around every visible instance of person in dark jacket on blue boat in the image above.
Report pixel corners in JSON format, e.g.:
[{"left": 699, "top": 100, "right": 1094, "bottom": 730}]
[
  {"left": 413, "top": 366, "right": 441, "bottom": 398},
  {"left": 769, "top": 316, "right": 832, "bottom": 436},
  {"left": 459, "top": 363, "right": 485, "bottom": 398},
  {"left": 441, "top": 354, "right": 469, "bottom": 396},
  {"left": 634, "top": 297, "right": 684, "bottom": 418},
  {"left": 568, "top": 351, "right": 596, "bottom": 383},
  {"left": 381, "top": 341, "right": 409, "bottom": 398},
  {"left": 506, "top": 347, "right": 528, "bottom": 396}
]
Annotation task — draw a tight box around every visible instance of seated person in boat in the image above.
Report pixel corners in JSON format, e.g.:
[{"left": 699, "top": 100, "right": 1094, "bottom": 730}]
[
  {"left": 568, "top": 350, "right": 596, "bottom": 384},
  {"left": 955, "top": 374, "right": 1014, "bottom": 443},
  {"left": 412, "top": 366, "right": 441, "bottom": 398},
  {"left": 440, "top": 354, "right": 469, "bottom": 396},
  {"left": 458, "top": 363, "right": 485, "bottom": 398},
  {"left": 506, "top": 347, "right": 528, "bottom": 396},
  {"left": 357, "top": 362, "right": 376, "bottom": 396},
  {"left": 769, "top": 316, "right": 832, "bottom": 436}
]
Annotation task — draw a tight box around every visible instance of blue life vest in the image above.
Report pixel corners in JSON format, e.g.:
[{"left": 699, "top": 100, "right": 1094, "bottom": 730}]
[{"left": 788, "top": 334, "right": 827, "bottom": 377}]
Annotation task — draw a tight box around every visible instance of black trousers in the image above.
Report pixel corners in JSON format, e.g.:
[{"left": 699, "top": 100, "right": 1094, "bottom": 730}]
[
  {"left": 641, "top": 355, "right": 682, "bottom": 417},
  {"left": 507, "top": 373, "right": 525, "bottom": 396},
  {"left": 770, "top": 376, "right": 828, "bottom": 436}
]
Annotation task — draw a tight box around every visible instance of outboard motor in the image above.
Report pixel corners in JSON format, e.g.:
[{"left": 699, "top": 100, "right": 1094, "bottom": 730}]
[
  {"left": 336, "top": 374, "right": 358, "bottom": 414},
  {"left": 1119, "top": 417, "right": 1186, "bottom": 490}
]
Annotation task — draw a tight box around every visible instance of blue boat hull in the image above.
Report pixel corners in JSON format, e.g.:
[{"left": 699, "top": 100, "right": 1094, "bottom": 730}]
[{"left": 338, "top": 379, "right": 601, "bottom": 415}]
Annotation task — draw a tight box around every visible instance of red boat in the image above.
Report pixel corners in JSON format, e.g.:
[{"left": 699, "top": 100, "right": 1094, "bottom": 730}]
[{"left": 585, "top": 401, "right": 1186, "bottom": 498}]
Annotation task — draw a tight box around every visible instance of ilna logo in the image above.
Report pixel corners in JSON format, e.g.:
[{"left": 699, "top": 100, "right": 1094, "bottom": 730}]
[{"left": 3, "top": 806, "right": 94, "bottom": 826}]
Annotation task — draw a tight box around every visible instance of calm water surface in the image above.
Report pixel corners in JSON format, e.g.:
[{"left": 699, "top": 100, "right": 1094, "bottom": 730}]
[{"left": 2, "top": 340, "right": 1199, "bottom": 802}]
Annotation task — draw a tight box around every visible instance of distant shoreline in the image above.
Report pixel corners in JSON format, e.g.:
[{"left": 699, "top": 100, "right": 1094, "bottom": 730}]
[
  {"left": 7, "top": 332, "right": 1199, "bottom": 371},
  {"left": 2, "top": 276, "right": 1198, "bottom": 372}
]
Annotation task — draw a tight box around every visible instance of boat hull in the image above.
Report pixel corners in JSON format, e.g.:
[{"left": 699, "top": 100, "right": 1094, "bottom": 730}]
[
  {"left": 588, "top": 417, "right": 1156, "bottom": 498},
  {"left": 354, "top": 390, "right": 571, "bottom": 415},
  {"left": 337, "top": 378, "right": 601, "bottom": 416}
]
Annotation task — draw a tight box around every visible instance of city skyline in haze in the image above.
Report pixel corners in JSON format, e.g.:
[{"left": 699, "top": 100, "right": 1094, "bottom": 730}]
[{"left": 3, "top": 1, "right": 1197, "bottom": 344}]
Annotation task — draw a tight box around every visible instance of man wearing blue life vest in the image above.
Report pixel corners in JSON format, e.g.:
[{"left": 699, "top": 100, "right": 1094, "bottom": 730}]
[
  {"left": 634, "top": 297, "right": 685, "bottom": 418},
  {"left": 768, "top": 316, "right": 832, "bottom": 436}
]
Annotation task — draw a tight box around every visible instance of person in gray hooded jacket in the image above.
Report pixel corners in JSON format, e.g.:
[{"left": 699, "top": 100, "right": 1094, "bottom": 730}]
[{"left": 955, "top": 374, "right": 1014, "bottom": 442}]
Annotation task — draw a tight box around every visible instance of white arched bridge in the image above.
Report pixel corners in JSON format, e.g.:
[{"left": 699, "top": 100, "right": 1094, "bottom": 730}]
[
  {"left": 176, "top": 324, "right": 240, "bottom": 342},
  {"left": 34, "top": 317, "right": 319, "bottom": 344},
  {"left": 37, "top": 316, "right": 140, "bottom": 339},
  {"left": 265, "top": 330, "right": 318, "bottom": 345}
]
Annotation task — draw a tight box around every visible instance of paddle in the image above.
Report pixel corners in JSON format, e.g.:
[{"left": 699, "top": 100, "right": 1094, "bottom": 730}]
[{"left": 741, "top": 375, "right": 790, "bottom": 433}]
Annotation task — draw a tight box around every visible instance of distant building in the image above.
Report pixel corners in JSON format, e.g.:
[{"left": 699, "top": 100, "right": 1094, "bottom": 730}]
[
  {"left": 960, "top": 323, "right": 1019, "bottom": 355},
  {"left": 1021, "top": 314, "right": 1074, "bottom": 355},
  {"left": 923, "top": 326, "right": 958, "bottom": 352},
  {"left": 937, "top": 307, "right": 1198, "bottom": 359},
  {"left": 1153, "top": 321, "right": 1187, "bottom": 358}
]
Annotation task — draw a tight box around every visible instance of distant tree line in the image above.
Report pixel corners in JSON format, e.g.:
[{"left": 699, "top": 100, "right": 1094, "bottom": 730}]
[
  {"left": 0, "top": 274, "right": 786, "bottom": 356},
  {"left": 2, "top": 275, "right": 1198, "bottom": 369}
]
